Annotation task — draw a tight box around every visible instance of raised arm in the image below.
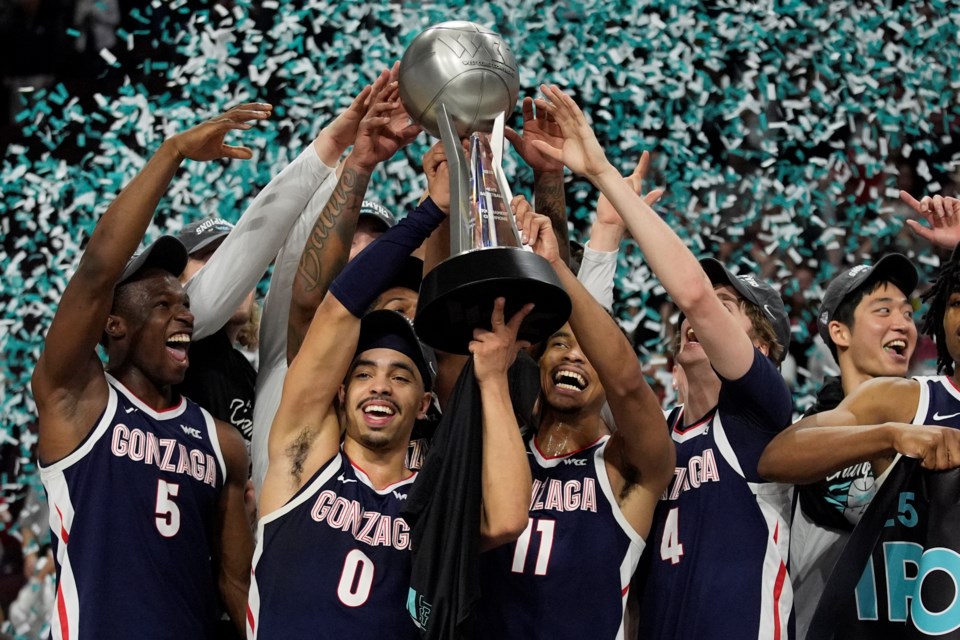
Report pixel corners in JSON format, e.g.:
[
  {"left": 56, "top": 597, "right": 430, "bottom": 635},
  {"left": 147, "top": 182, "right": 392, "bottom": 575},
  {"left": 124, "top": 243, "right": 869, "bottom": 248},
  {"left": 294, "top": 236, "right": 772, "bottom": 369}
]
[
  {"left": 532, "top": 85, "right": 756, "bottom": 380},
  {"left": 900, "top": 190, "right": 960, "bottom": 250},
  {"left": 757, "top": 377, "right": 960, "bottom": 483},
  {"left": 471, "top": 298, "right": 534, "bottom": 550},
  {"left": 516, "top": 198, "right": 674, "bottom": 528},
  {"left": 32, "top": 104, "right": 270, "bottom": 463},
  {"left": 505, "top": 96, "right": 570, "bottom": 265},
  {"left": 287, "top": 68, "right": 421, "bottom": 361}
]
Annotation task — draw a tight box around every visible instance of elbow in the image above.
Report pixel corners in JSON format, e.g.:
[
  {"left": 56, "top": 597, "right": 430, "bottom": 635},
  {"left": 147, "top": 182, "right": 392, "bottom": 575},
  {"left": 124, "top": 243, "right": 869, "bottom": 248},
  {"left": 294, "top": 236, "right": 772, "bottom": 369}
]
[
  {"left": 672, "top": 273, "right": 715, "bottom": 316},
  {"left": 756, "top": 444, "right": 796, "bottom": 483},
  {"left": 482, "top": 513, "right": 529, "bottom": 550}
]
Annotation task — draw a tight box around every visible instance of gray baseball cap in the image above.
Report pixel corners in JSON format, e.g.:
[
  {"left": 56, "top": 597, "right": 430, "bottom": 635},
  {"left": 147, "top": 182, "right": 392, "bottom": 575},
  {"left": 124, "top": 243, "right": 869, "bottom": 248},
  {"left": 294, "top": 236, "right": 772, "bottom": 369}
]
[
  {"left": 177, "top": 217, "right": 234, "bottom": 256},
  {"left": 817, "top": 253, "right": 918, "bottom": 348},
  {"left": 359, "top": 201, "right": 396, "bottom": 232}
]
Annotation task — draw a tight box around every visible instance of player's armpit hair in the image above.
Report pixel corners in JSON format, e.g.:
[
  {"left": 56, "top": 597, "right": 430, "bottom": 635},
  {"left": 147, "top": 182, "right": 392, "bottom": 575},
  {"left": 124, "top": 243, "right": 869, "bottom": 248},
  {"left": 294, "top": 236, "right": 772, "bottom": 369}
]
[{"left": 286, "top": 427, "right": 318, "bottom": 485}]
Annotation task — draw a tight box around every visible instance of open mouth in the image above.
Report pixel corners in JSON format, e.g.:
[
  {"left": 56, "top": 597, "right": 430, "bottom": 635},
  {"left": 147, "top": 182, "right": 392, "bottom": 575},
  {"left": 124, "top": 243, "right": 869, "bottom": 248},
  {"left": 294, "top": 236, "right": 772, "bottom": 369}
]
[
  {"left": 685, "top": 328, "right": 700, "bottom": 345},
  {"left": 883, "top": 339, "right": 907, "bottom": 357},
  {"left": 165, "top": 332, "right": 191, "bottom": 363},
  {"left": 553, "top": 369, "right": 587, "bottom": 392},
  {"left": 360, "top": 399, "right": 399, "bottom": 424}
]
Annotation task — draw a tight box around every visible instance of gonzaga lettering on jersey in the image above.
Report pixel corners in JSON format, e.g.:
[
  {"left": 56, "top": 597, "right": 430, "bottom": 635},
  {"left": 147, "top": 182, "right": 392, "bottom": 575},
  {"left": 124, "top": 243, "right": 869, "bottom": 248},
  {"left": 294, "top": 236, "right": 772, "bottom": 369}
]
[
  {"left": 40, "top": 375, "right": 226, "bottom": 639},
  {"left": 249, "top": 452, "right": 419, "bottom": 640},
  {"left": 638, "top": 349, "right": 794, "bottom": 640},
  {"left": 477, "top": 436, "right": 644, "bottom": 639}
]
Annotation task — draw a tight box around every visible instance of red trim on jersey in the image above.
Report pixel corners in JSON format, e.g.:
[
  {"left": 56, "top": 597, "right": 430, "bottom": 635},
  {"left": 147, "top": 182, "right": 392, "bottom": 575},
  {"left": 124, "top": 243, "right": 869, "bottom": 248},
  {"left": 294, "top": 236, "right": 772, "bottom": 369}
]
[
  {"left": 672, "top": 407, "right": 715, "bottom": 435},
  {"left": 246, "top": 604, "right": 255, "bottom": 634},
  {"left": 532, "top": 434, "right": 605, "bottom": 460},
  {"left": 948, "top": 376, "right": 960, "bottom": 395},
  {"left": 56, "top": 584, "right": 70, "bottom": 640},
  {"left": 771, "top": 522, "right": 787, "bottom": 640},
  {"left": 55, "top": 505, "right": 69, "bottom": 544},
  {"left": 349, "top": 460, "right": 416, "bottom": 491},
  {"left": 621, "top": 584, "right": 630, "bottom": 597}
]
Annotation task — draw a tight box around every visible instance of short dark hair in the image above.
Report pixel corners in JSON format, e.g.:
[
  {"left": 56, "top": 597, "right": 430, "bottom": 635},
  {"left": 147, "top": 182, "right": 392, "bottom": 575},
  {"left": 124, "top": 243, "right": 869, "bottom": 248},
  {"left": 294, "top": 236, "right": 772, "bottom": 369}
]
[
  {"left": 921, "top": 258, "right": 960, "bottom": 375},
  {"left": 825, "top": 279, "right": 890, "bottom": 362}
]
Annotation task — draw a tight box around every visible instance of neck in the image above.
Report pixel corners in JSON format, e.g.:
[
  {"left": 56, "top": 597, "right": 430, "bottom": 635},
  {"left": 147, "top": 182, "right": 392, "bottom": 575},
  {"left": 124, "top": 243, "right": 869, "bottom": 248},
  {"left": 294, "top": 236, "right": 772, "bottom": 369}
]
[
  {"left": 342, "top": 437, "right": 411, "bottom": 490},
  {"left": 677, "top": 363, "right": 721, "bottom": 423},
  {"left": 107, "top": 366, "right": 178, "bottom": 410},
  {"left": 838, "top": 357, "right": 877, "bottom": 396},
  {"left": 536, "top": 405, "right": 609, "bottom": 457}
]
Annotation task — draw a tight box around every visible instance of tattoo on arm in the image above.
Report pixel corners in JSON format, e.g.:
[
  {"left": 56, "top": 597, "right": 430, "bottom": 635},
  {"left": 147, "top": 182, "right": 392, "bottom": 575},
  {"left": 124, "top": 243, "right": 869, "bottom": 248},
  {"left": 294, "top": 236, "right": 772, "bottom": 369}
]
[
  {"left": 296, "top": 166, "right": 371, "bottom": 292},
  {"left": 534, "top": 171, "right": 570, "bottom": 265}
]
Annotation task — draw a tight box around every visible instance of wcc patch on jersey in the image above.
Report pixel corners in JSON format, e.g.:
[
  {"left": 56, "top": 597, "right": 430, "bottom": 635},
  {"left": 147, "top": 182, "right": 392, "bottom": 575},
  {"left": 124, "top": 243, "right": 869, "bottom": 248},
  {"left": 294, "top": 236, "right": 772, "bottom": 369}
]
[{"left": 809, "top": 460, "right": 960, "bottom": 639}]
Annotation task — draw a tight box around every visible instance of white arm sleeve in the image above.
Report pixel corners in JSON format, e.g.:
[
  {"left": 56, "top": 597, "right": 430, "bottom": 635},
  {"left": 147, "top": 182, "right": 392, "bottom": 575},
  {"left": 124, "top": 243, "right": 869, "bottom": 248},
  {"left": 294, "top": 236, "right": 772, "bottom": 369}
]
[
  {"left": 251, "top": 169, "right": 339, "bottom": 494},
  {"left": 185, "top": 146, "right": 336, "bottom": 340},
  {"left": 577, "top": 240, "right": 619, "bottom": 312}
]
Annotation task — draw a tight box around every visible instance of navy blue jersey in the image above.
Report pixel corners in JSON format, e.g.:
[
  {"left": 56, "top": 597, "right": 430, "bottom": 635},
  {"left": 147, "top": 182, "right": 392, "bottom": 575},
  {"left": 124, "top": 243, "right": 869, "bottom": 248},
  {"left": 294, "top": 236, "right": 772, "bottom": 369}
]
[
  {"left": 477, "top": 436, "right": 644, "bottom": 639},
  {"left": 249, "top": 451, "right": 419, "bottom": 639},
  {"left": 638, "top": 349, "right": 794, "bottom": 639},
  {"left": 39, "top": 374, "right": 226, "bottom": 639},
  {"left": 913, "top": 375, "right": 960, "bottom": 428}
]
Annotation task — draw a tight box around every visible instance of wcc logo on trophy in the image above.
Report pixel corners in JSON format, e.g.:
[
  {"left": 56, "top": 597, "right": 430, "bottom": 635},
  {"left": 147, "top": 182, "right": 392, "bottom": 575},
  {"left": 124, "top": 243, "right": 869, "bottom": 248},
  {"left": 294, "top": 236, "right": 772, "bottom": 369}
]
[{"left": 398, "top": 21, "right": 571, "bottom": 354}]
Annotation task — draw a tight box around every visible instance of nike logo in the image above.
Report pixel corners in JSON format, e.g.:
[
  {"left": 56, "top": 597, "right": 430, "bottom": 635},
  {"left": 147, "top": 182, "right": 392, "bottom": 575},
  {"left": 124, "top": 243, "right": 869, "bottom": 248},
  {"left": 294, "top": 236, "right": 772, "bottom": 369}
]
[
  {"left": 337, "top": 475, "right": 357, "bottom": 484},
  {"left": 933, "top": 411, "right": 960, "bottom": 421},
  {"left": 125, "top": 407, "right": 137, "bottom": 414}
]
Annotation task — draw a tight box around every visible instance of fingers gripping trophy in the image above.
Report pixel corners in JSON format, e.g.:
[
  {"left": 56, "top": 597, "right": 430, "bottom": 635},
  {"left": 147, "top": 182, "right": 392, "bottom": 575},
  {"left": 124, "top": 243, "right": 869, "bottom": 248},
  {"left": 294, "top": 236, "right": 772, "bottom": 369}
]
[{"left": 399, "top": 21, "right": 571, "bottom": 354}]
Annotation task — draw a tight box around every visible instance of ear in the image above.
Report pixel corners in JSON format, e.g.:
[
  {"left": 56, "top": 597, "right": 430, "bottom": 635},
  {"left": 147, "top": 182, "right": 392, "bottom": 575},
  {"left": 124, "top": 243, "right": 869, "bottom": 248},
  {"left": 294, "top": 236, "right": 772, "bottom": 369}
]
[
  {"left": 104, "top": 314, "right": 127, "bottom": 341},
  {"left": 417, "top": 392, "right": 432, "bottom": 420},
  {"left": 755, "top": 341, "right": 770, "bottom": 358},
  {"left": 337, "top": 384, "right": 346, "bottom": 408},
  {"left": 828, "top": 320, "right": 851, "bottom": 350}
]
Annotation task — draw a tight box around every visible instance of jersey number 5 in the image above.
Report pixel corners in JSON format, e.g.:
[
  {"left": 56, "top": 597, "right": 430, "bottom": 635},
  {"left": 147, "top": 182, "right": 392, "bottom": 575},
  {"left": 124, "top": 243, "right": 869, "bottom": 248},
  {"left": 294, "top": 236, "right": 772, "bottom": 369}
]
[
  {"left": 511, "top": 518, "right": 555, "bottom": 575},
  {"left": 660, "top": 507, "right": 684, "bottom": 565},
  {"left": 155, "top": 480, "right": 181, "bottom": 538}
]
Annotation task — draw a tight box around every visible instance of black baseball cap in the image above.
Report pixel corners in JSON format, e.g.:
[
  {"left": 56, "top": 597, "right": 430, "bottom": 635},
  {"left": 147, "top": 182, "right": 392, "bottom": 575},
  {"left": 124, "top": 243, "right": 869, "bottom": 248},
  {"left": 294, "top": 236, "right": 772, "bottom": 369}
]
[
  {"left": 117, "top": 236, "right": 188, "bottom": 286},
  {"left": 355, "top": 310, "right": 437, "bottom": 392},
  {"left": 359, "top": 201, "right": 396, "bottom": 232},
  {"left": 698, "top": 258, "right": 792, "bottom": 357},
  {"left": 177, "top": 217, "right": 234, "bottom": 256},
  {"left": 817, "top": 253, "right": 918, "bottom": 348}
]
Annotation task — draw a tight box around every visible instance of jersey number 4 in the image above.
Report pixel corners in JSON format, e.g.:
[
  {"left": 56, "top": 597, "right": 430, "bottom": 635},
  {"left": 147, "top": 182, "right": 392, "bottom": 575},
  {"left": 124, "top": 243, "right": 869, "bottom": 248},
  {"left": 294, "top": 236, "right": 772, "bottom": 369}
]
[
  {"left": 660, "top": 507, "right": 684, "bottom": 565},
  {"left": 511, "top": 518, "right": 555, "bottom": 575}
]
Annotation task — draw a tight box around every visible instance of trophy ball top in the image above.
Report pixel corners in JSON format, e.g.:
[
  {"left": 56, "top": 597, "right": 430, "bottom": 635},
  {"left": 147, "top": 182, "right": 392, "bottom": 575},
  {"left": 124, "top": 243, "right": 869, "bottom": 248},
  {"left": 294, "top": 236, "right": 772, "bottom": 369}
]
[{"left": 399, "top": 21, "right": 520, "bottom": 138}]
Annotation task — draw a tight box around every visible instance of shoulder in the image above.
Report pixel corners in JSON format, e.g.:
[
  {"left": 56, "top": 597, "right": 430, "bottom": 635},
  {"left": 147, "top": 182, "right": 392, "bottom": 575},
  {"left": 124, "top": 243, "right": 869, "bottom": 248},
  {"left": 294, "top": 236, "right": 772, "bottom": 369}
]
[
  {"left": 214, "top": 418, "right": 250, "bottom": 482},
  {"left": 843, "top": 376, "right": 921, "bottom": 423}
]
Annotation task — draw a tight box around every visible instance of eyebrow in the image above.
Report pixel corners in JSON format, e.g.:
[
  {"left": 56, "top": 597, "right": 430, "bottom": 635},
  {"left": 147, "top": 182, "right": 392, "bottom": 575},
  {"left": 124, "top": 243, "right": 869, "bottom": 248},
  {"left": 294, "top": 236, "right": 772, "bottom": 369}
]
[
  {"left": 549, "top": 331, "right": 573, "bottom": 341},
  {"left": 353, "top": 359, "right": 419, "bottom": 378},
  {"left": 868, "top": 297, "right": 910, "bottom": 306}
]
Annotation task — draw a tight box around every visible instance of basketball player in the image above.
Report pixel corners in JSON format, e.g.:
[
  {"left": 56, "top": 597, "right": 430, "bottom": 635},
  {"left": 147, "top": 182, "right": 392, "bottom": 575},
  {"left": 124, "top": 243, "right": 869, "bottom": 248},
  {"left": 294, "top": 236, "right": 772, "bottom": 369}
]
[
  {"left": 248, "top": 195, "right": 532, "bottom": 638},
  {"left": 31, "top": 105, "right": 266, "bottom": 637},
  {"left": 476, "top": 200, "right": 674, "bottom": 638},
  {"left": 532, "top": 84, "right": 795, "bottom": 638}
]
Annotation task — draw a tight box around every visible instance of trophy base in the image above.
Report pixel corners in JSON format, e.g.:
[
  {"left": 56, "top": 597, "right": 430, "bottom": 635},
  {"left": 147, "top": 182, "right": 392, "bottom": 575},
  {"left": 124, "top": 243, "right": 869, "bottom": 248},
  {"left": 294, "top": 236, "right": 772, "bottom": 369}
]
[{"left": 414, "top": 248, "right": 572, "bottom": 355}]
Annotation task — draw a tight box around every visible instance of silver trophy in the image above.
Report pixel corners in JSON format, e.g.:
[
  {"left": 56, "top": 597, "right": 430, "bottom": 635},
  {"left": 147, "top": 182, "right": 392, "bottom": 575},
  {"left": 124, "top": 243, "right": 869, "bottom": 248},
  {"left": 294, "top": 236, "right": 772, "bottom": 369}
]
[{"left": 399, "top": 21, "right": 570, "bottom": 354}]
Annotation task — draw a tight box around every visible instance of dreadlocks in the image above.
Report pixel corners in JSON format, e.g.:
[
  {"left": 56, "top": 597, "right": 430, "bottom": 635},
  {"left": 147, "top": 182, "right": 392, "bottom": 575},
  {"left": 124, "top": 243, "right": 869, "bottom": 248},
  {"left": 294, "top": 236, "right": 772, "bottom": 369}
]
[{"left": 921, "top": 255, "right": 960, "bottom": 375}]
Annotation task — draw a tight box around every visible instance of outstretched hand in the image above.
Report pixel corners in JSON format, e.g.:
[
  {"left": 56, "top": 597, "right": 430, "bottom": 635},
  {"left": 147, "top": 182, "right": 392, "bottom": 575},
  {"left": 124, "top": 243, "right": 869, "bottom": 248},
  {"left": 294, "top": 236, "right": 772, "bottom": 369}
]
[
  {"left": 596, "top": 150, "right": 663, "bottom": 227},
  {"left": 349, "top": 72, "right": 422, "bottom": 171},
  {"left": 900, "top": 190, "right": 960, "bottom": 250},
  {"left": 529, "top": 84, "right": 614, "bottom": 182},
  {"left": 314, "top": 63, "right": 400, "bottom": 163},
  {"left": 505, "top": 97, "right": 565, "bottom": 173},
  {"left": 469, "top": 297, "right": 534, "bottom": 384},
  {"left": 170, "top": 103, "right": 272, "bottom": 161},
  {"left": 512, "top": 194, "right": 561, "bottom": 265}
]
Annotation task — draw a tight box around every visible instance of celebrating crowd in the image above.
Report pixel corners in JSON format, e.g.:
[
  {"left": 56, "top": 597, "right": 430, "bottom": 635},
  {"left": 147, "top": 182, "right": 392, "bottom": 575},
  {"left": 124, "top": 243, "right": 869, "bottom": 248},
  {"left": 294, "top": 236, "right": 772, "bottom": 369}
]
[{"left": 26, "top": 60, "right": 960, "bottom": 640}]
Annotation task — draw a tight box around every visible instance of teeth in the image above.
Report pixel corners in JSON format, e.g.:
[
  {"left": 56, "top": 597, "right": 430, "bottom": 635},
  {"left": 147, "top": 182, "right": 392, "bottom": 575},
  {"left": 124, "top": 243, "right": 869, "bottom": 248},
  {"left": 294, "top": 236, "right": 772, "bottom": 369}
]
[
  {"left": 686, "top": 328, "right": 698, "bottom": 342},
  {"left": 363, "top": 404, "right": 395, "bottom": 416},
  {"left": 167, "top": 334, "right": 191, "bottom": 344},
  {"left": 554, "top": 371, "right": 586, "bottom": 390},
  {"left": 884, "top": 340, "right": 907, "bottom": 354}
]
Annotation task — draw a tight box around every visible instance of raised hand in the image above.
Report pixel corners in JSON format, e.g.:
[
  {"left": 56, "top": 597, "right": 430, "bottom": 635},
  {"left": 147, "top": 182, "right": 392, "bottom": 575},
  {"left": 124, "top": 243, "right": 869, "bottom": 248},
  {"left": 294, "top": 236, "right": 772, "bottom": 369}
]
[
  {"left": 423, "top": 142, "right": 451, "bottom": 213},
  {"left": 529, "top": 84, "right": 614, "bottom": 182},
  {"left": 349, "top": 77, "right": 422, "bottom": 171},
  {"left": 596, "top": 150, "right": 664, "bottom": 227},
  {"left": 901, "top": 190, "right": 960, "bottom": 250},
  {"left": 512, "top": 194, "right": 561, "bottom": 265},
  {"left": 169, "top": 103, "right": 272, "bottom": 162},
  {"left": 313, "top": 66, "right": 392, "bottom": 164},
  {"left": 505, "top": 97, "right": 565, "bottom": 173},
  {"left": 469, "top": 297, "right": 534, "bottom": 384}
]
